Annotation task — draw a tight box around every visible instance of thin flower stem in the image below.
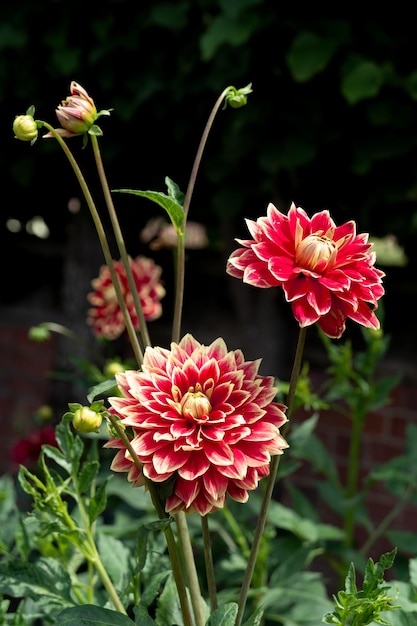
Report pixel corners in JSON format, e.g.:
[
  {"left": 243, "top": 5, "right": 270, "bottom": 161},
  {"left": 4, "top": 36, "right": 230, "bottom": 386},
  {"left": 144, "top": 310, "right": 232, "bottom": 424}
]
[
  {"left": 90, "top": 134, "right": 152, "bottom": 352},
  {"left": 359, "top": 475, "right": 417, "bottom": 557},
  {"left": 168, "top": 87, "right": 235, "bottom": 625},
  {"left": 201, "top": 515, "right": 218, "bottom": 612},
  {"left": 106, "top": 414, "right": 194, "bottom": 626},
  {"left": 40, "top": 123, "right": 144, "bottom": 367},
  {"left": 234, "top": 326, "right": 307, "bottom": 626},
  {"left": 171, "top": 86, "right": 232, "bottom": 343},
  {"left": 175, "top": 511, "right": 207, "bottom": 626},
  {"left": 38, "top": 321, "right": 106, "bottom": 365}
]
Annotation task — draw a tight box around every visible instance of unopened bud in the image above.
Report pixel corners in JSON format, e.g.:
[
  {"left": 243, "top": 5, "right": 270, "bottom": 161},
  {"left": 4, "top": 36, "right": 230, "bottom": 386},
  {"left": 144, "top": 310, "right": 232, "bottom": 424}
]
[
  {"left": 225, "top": 83, "right": 253, "bottom": 109},
  {"left": 104, "top": 361, "right": 125, "bottom": 378},
  {"left": 73, "top": 407, "right": 103, "bottom": 433},
  {"left": 13, "top": 114, "right": 38, "bottom": 142}
]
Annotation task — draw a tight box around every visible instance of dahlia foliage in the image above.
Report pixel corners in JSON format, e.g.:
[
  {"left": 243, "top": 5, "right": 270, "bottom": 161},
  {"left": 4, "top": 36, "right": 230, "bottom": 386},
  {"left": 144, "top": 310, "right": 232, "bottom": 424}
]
[
  {"left": 105, "top": 334, "right": 288, "bottom": 515},
  {"left": 226, "top": 202, "right": 385, "bottom": 339},
  {"left": 87, "top": 255, "right": 165, "bottom": 339}
]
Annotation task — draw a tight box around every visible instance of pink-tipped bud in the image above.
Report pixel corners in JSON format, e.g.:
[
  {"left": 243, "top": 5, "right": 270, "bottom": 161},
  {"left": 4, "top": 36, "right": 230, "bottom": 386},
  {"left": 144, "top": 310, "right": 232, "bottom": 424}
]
[{"left": 55, "top": 81, "right": 98, "bottom": 135}]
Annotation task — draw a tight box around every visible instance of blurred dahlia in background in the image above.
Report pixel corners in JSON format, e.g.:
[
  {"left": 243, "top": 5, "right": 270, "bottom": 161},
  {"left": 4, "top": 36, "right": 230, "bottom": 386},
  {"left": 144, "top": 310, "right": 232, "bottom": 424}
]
[{"left": 87, "top": 255, "right": 165, "bottom": 340}]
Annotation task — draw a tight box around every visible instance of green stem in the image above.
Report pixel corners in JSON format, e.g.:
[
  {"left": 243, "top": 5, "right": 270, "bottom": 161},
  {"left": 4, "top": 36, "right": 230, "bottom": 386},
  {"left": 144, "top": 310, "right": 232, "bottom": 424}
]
[
  {"left": 38, "top": 321, "right": 106, "bottom": 365},
  {"left": 171, "top": 86, "right": 232, "bottom": 344},
  {"left": 40, "top": 123, "right": 144, "bottom": 367},
  {"left": 168, "top": 87, "right": 235, "bottom": 625},
  {"left": 106, "top": 413, "right": 194, "bottom": 626},
  {"left": 234, "top": 326, "right": 307, "bottom": 626},
  {"left": 90, "top": 134, "right": 152, "bottom": 352},
  {"left": 175, "top": 512, "right": 207, "bottom": 626},
  {"left": 201, "top": 515, "right": 218, "bottom": 612},
  {"left": 359, "top": 475, "right": 417, "bottom": 557}
]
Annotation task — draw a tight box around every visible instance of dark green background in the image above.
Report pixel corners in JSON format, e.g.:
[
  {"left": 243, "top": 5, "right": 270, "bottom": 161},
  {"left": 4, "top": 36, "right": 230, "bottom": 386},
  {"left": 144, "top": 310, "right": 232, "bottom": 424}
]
[{"left": 2, "top": 6, "right": 416, "bottom": 354}]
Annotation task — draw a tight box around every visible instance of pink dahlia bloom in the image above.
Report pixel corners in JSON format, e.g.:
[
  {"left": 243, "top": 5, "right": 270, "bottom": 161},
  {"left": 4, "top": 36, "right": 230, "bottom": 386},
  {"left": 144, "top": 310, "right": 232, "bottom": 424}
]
[
  {"left": 104, "top": 334, "right": 288, "bottom": 515},
  {"left": 87, "top": 256, "right": 165, "bottom": 340},
  {"left": 226, "top": 202, "right": 385, "bottom": 339}
]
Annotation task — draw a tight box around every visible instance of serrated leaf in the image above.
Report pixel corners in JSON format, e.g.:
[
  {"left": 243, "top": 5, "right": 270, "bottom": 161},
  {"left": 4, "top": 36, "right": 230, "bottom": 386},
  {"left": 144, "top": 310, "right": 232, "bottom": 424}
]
[
  {"left": 55, "top": 420, "right": 84, "bottom": 472},
  {"left": 88, "top": 478, "right": 108, "bottom": 523},
  {"left": 54, "top": 604, "right": 135, "bottom": 625},
  {"left": 78, "top": 460, "right": 100, "bottom": 495}
]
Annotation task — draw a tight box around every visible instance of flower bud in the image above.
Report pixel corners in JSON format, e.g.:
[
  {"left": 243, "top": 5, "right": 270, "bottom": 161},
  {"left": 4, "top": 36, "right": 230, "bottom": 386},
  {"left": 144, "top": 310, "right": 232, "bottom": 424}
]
[
  {"left": 55, "top": 81, "right": 98, "bottom": 135},
  {"left": 72, "top": 407, "right": 103, "bottom": 433},
  {"left": 104, "top": 361, "right": 126, "bottom": 378},
  {"left": 13, "top": 114, "right": 38, "bottom": 142},
  {"left": 225, "top": 83, "right": 253, "bottom": 109}
]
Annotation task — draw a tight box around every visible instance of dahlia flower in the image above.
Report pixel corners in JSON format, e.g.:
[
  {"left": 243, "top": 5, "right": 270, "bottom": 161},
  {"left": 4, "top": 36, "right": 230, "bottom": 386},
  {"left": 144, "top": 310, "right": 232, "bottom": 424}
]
[
  {"left": 87, "top": 256, "right": 165, "bottom": 340},
  {"left": 226, "top": 202, "right": 385, "bottom": 339},
  {"left": 104, "top": 334, "right": 288, "bottom": 515}
]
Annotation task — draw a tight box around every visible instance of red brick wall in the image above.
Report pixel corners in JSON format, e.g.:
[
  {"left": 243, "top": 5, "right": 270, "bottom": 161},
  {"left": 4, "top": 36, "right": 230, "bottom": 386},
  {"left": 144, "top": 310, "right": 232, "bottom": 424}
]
[{"left": 0, "top": 312, "right": 57, "bottom": 475}]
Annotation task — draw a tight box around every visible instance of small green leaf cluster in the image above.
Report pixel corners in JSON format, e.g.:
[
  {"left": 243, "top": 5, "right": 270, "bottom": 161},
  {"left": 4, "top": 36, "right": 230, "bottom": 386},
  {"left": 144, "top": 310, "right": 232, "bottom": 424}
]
[{"left": 323, "top": 550, "right": 399, "bottom": 625}]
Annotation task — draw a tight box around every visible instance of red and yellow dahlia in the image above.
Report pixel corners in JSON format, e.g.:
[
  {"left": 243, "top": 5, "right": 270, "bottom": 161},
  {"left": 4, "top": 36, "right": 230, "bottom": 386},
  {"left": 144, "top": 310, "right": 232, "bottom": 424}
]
[
  {"left": 226, "top": 202, "right": 385, "bottom": 339},
  {"left": 104, "top": 334, "right": 288, "bottom": 515},
  {"left": 87, "top": 256, "right": 165, "bottom": 340}
]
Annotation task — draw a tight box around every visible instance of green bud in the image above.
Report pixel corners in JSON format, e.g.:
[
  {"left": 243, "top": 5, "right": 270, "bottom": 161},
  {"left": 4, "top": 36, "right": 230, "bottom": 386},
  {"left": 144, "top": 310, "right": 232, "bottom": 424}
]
[
  {"left": 13, "top": 114, "right": 38, "bottom": 142},
  {"left": 224, "top": 83, "right": 253, "bottom": 109},
  {"left": 104, "top": 360, "right": 125, "bottom": 378},
  {"left": 72, "top": 407, "right": 103, "bottom": 433}
]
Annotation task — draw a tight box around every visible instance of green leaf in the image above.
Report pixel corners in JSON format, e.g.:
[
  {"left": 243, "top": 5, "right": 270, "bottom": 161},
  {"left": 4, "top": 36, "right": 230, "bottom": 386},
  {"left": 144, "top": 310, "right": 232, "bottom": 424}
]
[
  {"left": 206, "top": 602, "right": 238, "bottom": 625},
  {"left": 112, "top": 181, "right": 184, "bottom": 231},
  {"left": 133, "top": 605, "right": 157, "bottom": 625},
  {"left": 87, "top": 378, "right": 119, "bottom": 403},
  {"left": 87, "top": 477, "right": 108, "bottom": 523},
  {"left": 242, "top": 607, "right": 264, "bottom": 626},
  {"left": 0, "top": 557, "right": 74, "bottom": 609},
  {"left": 286, "top": 31, "right": 338, "bottom": 82},
  {"left": 55, "top": 604, "right": 135, "bottom": 625},
  {"left": 341, "top": 58, "right": 384, "bottom": 104},
  {"left": 41, "top": 443, "right": 72, "bottom": 473},
  {"left": 165, "top": 176, "right": 185, "bottom": 206},
  {"left": 155, "top": 573, "right": 183, "bottom": 626},
  {"left": 54, "top": 420, "right": 84, "bottom": 473},
  {"left": 97, "top": 532, "right": 131, "bottom": 593}
]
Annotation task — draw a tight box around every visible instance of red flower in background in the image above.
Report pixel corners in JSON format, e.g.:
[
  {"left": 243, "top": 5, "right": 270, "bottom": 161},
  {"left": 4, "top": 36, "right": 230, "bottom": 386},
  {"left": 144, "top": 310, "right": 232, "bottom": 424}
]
[
  {"left": 87, "top": 256, "right": 165, "bottom": 340},
  {"left": 226, "top": 202, "right": 385, "bottom": 339},
  {"left": 105, "top": 333, "right": 288, "bottom": 515},
  {"left": 10, "top": 425, "right": 57, "bottom": 468}
]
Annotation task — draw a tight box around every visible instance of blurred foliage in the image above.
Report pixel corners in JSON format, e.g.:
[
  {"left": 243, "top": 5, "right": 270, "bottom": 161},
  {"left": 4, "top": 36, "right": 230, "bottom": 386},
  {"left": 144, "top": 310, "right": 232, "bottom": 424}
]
[{"left": 3, "top": 6, "right": 417, "bottom": 308}]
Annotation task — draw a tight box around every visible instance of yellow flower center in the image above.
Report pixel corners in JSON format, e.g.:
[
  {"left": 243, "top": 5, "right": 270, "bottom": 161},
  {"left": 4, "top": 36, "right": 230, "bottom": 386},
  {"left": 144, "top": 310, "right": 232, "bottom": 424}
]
[
  {"left": 295, "top": 234, "right": 337, "bottom": 272},
  {"left": 180, "top": 384, "right": 212, "bottom": 422}
]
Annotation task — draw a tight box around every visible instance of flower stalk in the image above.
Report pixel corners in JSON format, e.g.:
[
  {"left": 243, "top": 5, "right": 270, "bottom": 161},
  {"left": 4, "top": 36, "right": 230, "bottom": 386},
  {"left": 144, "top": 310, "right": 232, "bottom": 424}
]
[
  {"left": 234, "top": 326, "right": 307, "bottom": 626},
  {"left": 40, "top": 122, "right": 144, "bottom": 366},
  {"left": 90, "top": 134, "right": 152, "bottom": 351}
]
